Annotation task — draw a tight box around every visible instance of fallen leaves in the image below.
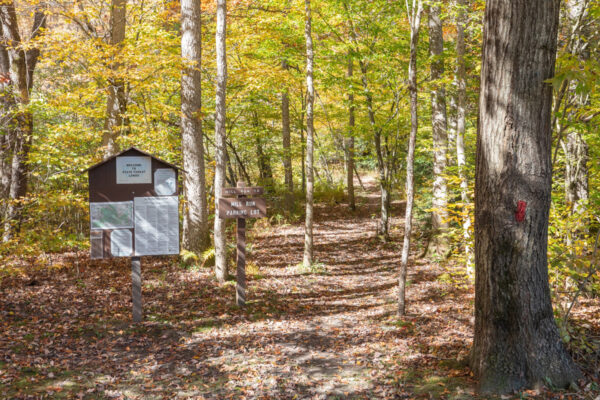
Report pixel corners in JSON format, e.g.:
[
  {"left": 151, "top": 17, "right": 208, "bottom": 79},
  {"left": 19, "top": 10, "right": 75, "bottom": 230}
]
[{"left": 0, "top": 190, "right": 599, "bottom": 399}]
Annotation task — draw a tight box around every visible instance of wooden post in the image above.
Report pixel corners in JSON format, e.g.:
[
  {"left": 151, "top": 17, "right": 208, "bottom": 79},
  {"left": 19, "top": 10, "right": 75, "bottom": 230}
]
[
  {"left": 131, "top": 256, "right": 142, "bottom": 322},
  {"left": 236, "top": 181, "right": 247, "bottom": 306},
  {"left": 236, "top": 217, "right": 246, "bottom": 306}
]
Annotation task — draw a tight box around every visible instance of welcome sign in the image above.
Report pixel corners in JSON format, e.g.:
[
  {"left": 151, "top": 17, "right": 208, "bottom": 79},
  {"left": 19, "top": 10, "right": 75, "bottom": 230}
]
[{"left": 116, "top": 156, "right": 152, "bottom": 184}]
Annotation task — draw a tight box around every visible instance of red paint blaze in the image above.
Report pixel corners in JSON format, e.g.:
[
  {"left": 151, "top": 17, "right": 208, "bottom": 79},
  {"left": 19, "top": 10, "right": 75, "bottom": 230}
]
[{"left": 515, "top": 201, "right": 527, "bottom": 222}]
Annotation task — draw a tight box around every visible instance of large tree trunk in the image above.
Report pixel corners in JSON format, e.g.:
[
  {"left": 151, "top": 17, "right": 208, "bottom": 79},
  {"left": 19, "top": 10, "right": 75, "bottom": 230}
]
[
  {"left": 455, "top": 0, "right": 472, "bottom": 275},
  {"left": 213, "top": 0, "right": 228, "bottom": 282},
  {"left": 281, "top": 60, "right": 293, "bottom": 196},
  {"left": 303, "top": 0, "right": 314, "bottom": 267},
  {"left": 101, "top": 0, "right": 127, "bottom": 158},
  {"left": 427, "top": 2, "right": 448, "bottom": 257},
  {"left": 345, "top": 53, "right": 355, "bottom": 210},
  {"left": 398, "top": 0, "right": 423, "bottom": 316},
  {"left": 181, "top": 0, "right": 209, "bottom": 254},
  {"left": 0, "top": 2, "right": 45, "bottom": 242},
  {"left": 470, "top": 0, "right": 581, "bottom": 393}
]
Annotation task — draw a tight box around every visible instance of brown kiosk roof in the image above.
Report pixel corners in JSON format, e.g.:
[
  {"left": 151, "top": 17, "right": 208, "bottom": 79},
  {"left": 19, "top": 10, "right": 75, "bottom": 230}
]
[{"left": 84, "top": 147, "right": 182, "bottom": 173}]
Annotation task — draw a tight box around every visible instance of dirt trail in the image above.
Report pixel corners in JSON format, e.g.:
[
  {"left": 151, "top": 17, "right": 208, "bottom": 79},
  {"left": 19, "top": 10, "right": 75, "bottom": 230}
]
[{"left": 1, "top": 184, "right": 476, "bottom": 399}]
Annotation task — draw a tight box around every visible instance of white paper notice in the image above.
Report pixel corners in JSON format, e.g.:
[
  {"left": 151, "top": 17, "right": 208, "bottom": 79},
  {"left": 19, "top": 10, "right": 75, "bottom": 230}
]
[
  {"left": 110, "top": 229, "right": 133, "bottom": 257},
  {"left": 116, "top": 156, "right": 152, "bottom": 184},
  {"left": 134, "top": 196, "right": 179, "bottom": 256},
  {"left": 90, "top": 230, "right": 104, "bottom": 259},
  {"left": 90, "top": 201, "right": 134, "bottom": 229},
  {"left": 154, "top": 168, "right": 176, "bottom": 196}
]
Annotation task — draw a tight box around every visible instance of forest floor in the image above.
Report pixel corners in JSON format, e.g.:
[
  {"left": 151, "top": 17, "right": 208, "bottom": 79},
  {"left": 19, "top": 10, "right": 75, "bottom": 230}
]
[{"left": 1, "top": 181, "right": 599, "bottom": 399}]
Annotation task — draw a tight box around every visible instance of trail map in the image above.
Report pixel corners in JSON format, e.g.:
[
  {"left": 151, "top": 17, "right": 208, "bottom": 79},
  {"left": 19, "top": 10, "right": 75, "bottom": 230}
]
[{"left": 90, "top": 201, "right": 134, "bottom": 229}]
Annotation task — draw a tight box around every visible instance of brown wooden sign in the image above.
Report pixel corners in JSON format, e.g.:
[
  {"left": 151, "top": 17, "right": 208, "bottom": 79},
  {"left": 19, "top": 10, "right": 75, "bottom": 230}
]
[
  {"left": 218, "top": 183, "right": 266, "bottom": 307},
  {"left": 223, "top": 186, "right": 264, "bottom": 197},
  {"left": 218, "top": 197, "right": 267, "bottom": 219}
]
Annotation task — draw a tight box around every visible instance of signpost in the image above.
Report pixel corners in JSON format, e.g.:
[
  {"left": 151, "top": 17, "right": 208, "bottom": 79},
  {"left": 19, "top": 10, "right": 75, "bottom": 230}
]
[
  {"left": 218, "top": 182, "right": 266, "bottom": 306},
  {"left": 86, "top": 147, "right": 181, "bottom": 322}
]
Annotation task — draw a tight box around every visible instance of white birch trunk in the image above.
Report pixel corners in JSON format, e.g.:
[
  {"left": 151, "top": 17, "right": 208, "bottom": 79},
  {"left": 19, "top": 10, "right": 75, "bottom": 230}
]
[
  {"left": 455, "top": 0, "right": 473, "bottom": 275},
  {"left": 398, "top": 0, "right": 423, "bottom": 316},
  {"left": 214, "top": 0, "right": 228, "bottom": 282},
  {"left": 303, "top": 0, "right": 315, "bottom": 267}
]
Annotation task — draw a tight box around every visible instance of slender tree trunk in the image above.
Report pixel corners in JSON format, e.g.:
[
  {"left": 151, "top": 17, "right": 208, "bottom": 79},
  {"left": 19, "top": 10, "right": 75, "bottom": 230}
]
[
  {"left": 0, "top": 25, "right": 13, "bottom": 200},
  {"left": 398, "top": 0, "right": 423, "bottom": 316},
  {"left": 213, "top": 0, "right": 228, "bottom": 282},
  {"left": 281, "top": 60, "right": 293, "bottom": 197},
  {"left": 562, "top": 0, "right": 591, "bottom": 215},
  {"left": 455, "top": 0, "right": 472, "bottom": 275},
  {"left": 0, "top": 2, "right": 45, "bottom": 242},
  {"left": 101, "top": 0, "right": 127, "bottom": 158},
  {"left": 346, "top": 54, "right": 356, "bottom": 210},
  {"left": 359, "top": 61, "right": 389, "bottom": 237},
  {"left": 470, "top": 0, "right": 581, "bottom": 393},
  {"left": 303, "top": 0, "right": 315, "bottom": 267},
  {"left": 299, "top": 89, "right": 306, "bottom": 194},
  {"left": 427, "top": 2, "right": 448, "bottom": 257},
  {"left": 181, "top": 0, "right": 209, "bottom": 254},
  {"left": 256, "top": 136, "right": 273, "bottom": 184},
  {"left": 564, "top": 131, "right": 588, "bottom": 213}
]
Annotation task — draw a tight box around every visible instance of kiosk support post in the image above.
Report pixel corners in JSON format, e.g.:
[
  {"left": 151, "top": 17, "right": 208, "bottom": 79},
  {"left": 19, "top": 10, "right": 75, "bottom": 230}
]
[{"left": 132, "top": 256, "right": 142, "bottom": 322}]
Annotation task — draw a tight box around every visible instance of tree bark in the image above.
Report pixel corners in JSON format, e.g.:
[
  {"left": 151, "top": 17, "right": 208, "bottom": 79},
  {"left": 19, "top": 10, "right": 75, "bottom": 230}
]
[
  {"left": 427, "top": 2, "right": 448, "bottom": 257},
  {"left": 181, "top": 0, "right": 209, "bottom": 254},
  {"left": 213, "top": 0, "right": 228, "bottom": 282},
  {"left": 345, "top": 53, "right": 355, "bottom": 210},
  {"left": 455, "top": 0, "right": 472, "bottom": 275},
  {"left": 471, "top": 0, "right": 581, "bottom": 393},
  {"left": 101, "top": 0, "right": 127, "bottom": 158},
  {"left": 398, "top": 0, "right": 423, "bottom": 316},
  {"left": 281, "top": 60, "right": 293, "bottom": 197},
  {"left": 303, "top": 0, "right": 314, "bottom": 267}
]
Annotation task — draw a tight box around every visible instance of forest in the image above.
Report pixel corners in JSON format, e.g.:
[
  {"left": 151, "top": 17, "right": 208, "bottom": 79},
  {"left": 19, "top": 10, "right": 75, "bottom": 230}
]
[{"left": 1, "top": 0, "right": 599, "bottom": 398}]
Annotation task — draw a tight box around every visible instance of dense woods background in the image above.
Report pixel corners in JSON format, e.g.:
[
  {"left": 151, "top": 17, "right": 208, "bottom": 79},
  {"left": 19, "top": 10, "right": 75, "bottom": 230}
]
[{"left": 1, "top": 0, "right": 600, "bottom": 397}]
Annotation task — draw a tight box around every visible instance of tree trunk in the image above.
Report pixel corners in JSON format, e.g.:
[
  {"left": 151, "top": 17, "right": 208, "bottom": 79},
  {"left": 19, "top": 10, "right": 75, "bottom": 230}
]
[
  {"left": 0, "top": 24, "right": 13, "bottom": 200},
  {"left": 427, "top": 2, "right": 448, "bottom": 257},
  {"left": 398, "top": 0, "right": 423, "bottom": 316},
  {"left": 0, "top": 2, "right": 45, "bottom": 242},
  {"left": 299, "top": 89, "right": 306, "bottom": 194},
  {"left": 455, "top": 0, "right": 472, "bottom": 275},
  {"left": 346, "top": 53, "right": 355, "bottom": 210},
  {"left": 471, "top": 0, "right": 581, "bottom": 393},
  {"left": 213, "top": 0, "right": 228, "bottom": 283},
  {"left": 256, "top": 135, "right": 273, "bottom": 184},
  {"left": 181, "top": 0, "right": 209, "bottom": 254},
  {"left": 345, "top": 139, "right": 355, "bottom": 206},
  {"left": 303, "top": 0, "right": 314, "bottom": 268},
  {"left": 281, "top": 60, "right": 293, "bottom": 197},
  {"left": 101, "top": 0, "right": 127, "bottom": 158},
  {"left": 358, "top": 61, "right": 389, "bottom": 238},
  {"left": 564, "top": 131, "right": 588, "bottom": 213},
  {"left": 562, "top": 0, "right": 590, "bottom": 215}
]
